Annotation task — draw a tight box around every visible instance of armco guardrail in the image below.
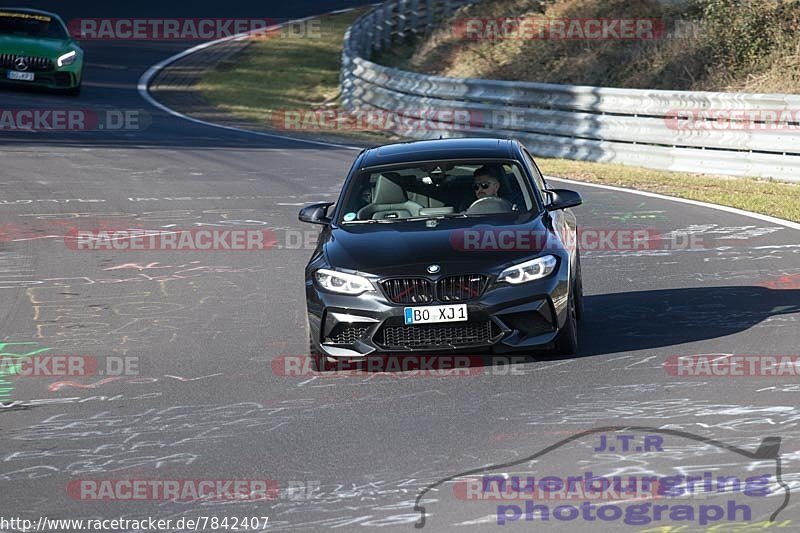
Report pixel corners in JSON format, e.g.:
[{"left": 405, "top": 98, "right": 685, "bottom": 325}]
[{"left": 341, "top": 0, "right": 800, "bottom": 181}]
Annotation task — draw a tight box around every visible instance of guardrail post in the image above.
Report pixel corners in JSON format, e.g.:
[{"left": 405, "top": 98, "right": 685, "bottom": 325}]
[
  {"left": 365, "top": 13, "right": 376, "bottom": 57},
  {"left": 397, "top": 0, "right": 405, "bottom": 37},
  {"left": 426, "top": 0, "right": 433, "bottom": 33},
  {"left": 361, "top": 17, "right": 371, "bottom": 58},
  {"left": 442, "top": 0, "right": 453, "bottom": 17},
  {"left": 383, "top": 3, "right": 394, "bottom": 49},
  {"left": 409, "top": 0, "right": 419, "bottom": 33}
]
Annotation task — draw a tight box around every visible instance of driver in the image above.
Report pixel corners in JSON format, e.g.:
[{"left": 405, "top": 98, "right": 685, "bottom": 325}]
[{"left": 472, "top": 166, "right": 501, "bottom": 199}]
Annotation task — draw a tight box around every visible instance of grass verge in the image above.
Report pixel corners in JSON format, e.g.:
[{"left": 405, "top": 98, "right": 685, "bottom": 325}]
[
  {"left": 195, "top": 9, "right": 800, "bottom": 223},
  {"left": 196, "top": 8, "right": 394, "bottom": 144},
  {"left": 539, "top": 158, "right": 800, "bottom": 223}
]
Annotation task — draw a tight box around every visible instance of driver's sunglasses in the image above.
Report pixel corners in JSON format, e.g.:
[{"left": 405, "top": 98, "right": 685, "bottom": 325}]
[{"left": 472, "top": 181, "right": 492, "bottom": 190}]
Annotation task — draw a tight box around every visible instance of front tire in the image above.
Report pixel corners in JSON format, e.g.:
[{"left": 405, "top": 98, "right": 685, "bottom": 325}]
[
  {"left": 64, "top": 84, "right": 81, "bottom": 97},
  {"left": 574, "top": 249, "right": 584, "bottom": 321},
  {"left": 553, "top": 276, "right": 579, "bottom": 356}
]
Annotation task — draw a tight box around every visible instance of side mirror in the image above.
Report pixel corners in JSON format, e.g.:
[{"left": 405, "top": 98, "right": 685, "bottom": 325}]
[
  {"left": 545, "top": 189, "right": 582, "bottom": 211},
  {"left": 299, "top": 202, "right": 334, "bottom": 225}
]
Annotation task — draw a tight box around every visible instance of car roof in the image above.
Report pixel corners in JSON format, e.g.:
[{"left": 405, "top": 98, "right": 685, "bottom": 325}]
[
  {"left": 360, "top": 138, "right": 518, "bottom": 168},
  {"left": 0, "top": 8, "right": 64, "bottom": 21}
]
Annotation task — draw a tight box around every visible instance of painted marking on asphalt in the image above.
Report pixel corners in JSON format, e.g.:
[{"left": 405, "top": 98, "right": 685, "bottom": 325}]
[{"left": 136, "top": 9, "right": 362, "bottom": 151}]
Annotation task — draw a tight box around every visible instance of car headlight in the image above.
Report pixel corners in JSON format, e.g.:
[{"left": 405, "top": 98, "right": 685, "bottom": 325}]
[
  {"left": 314, "top": 268, "right": 374, "bottom": 295},
  {"left": 57, "top": 51, "right": 77, "bottom": 67},
  {"left": 497, "top": 255, "right": 558, "bottom": 284}
]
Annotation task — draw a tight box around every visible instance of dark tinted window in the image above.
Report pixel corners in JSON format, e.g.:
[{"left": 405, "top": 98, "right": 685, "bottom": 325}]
[
  {"left": 0, "top": 12, "right": 67, "bottom": 39},
  {"left": 522, "top": 148, "right": 547, "bottom": 192},
  {"left": 338, "top": 161, "right": 535, "bottom": 223}
]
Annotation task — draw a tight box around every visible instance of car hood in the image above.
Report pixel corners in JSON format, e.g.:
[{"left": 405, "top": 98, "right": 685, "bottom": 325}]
[
  {"left": 325, "top": 215, "right": 553, "bottom": 277},
  {"left": 0, "top": 35, "right": 72, "bottom": 56}
]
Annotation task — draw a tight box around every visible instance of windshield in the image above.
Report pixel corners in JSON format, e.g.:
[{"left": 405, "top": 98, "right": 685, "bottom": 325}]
[
  {"left": 0, "top": 11, "right": 67, "bottom": 39},
  {"left": 338, "top": 160, "right": 536, "bottom": 224}
]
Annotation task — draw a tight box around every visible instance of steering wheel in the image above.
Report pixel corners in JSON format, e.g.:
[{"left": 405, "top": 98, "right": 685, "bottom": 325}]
[{"left": 466, "top": 196, "right": 514, "bottom": 215}]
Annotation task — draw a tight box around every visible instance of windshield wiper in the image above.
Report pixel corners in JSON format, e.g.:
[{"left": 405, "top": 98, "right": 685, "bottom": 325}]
[
  {"left": 342, "top": 211, "right": 513, "bottom": 224},
  {"left": 341, "top": 218, "right": 401, "bottom": 224}
]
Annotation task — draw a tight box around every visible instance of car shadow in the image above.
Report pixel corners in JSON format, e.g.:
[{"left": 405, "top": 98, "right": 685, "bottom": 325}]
[{"left": 578, "top": 285, "right": 800, "bottom": 356}]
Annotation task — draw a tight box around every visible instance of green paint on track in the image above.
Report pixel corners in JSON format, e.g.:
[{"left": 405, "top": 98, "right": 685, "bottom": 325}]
[{"left": 0, "top": 342, "right": 53, "bottom": 401}]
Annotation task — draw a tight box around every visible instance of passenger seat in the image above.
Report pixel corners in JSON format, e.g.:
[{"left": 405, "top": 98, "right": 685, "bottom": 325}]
[{"left": 357, "top": 174, "right": 423, "bottom": 220}]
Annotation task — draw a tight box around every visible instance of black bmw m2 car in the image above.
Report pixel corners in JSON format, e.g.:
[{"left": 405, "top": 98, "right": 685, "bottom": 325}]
[{"left": 300, "top": 138, "right": 583, "bottom": 369}]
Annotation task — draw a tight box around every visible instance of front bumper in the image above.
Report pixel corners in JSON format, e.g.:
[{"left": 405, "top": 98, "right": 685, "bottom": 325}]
[
  {"left": 1, "top": 65, "right": 82, "bottom": 90},
  {"left": 306, "top": 263, "right": 571, "bottom": 358}
]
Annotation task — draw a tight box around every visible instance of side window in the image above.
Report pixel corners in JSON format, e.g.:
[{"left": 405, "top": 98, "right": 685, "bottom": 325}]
[
  {"left": 505, "top": 164, "right": 533, "bottom": 212},
  {"left": 522, "top": 148, "right": 547, "bottom": 192}
]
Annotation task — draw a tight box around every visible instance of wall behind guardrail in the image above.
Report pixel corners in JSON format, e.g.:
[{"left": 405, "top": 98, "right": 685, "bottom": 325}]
[{"left": 341, "top": 0, "right": 800, "bottom": 182}]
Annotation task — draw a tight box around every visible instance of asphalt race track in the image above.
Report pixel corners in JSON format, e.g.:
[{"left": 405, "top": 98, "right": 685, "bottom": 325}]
[{"left": 1, "top": 1, "right": 799, "bottom": 531}]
